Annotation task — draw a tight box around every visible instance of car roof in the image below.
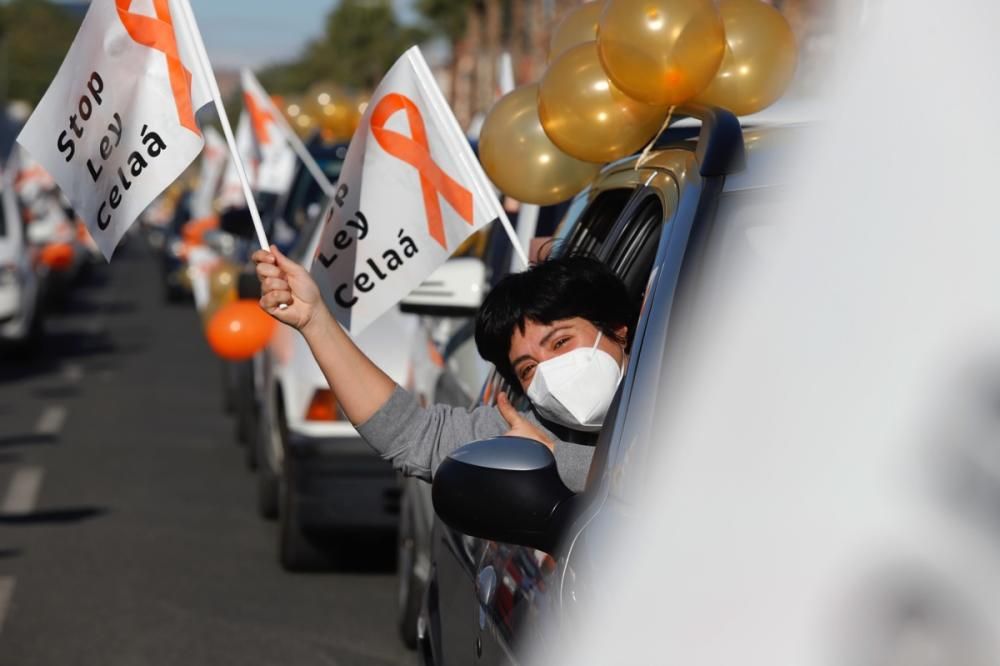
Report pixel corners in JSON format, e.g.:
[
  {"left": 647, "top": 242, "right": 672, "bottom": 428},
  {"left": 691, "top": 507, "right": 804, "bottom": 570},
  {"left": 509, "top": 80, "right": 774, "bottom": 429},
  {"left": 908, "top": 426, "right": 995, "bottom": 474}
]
[{"left": 722, "top": 125, "right": 807, "bottom": 192}]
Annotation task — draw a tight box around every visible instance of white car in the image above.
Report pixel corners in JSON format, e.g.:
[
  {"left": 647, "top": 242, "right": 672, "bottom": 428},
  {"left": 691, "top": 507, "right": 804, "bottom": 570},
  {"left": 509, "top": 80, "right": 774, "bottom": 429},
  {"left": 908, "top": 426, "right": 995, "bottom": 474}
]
[
  {"left": 254, "top": 213, "right": 417, "bottom": 570},
  {"left": 0, "top": 166, "right": 43, "bottom": 352}
]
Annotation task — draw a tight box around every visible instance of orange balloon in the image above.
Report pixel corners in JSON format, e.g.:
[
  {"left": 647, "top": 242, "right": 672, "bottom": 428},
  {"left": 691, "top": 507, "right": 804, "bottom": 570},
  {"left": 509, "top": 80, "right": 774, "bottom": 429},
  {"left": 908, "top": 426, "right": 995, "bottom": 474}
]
[
  {"left": 40, "top": 243, "right": 75, "bottom": 271},
  {"left": 206, "top": 299, "right": 277, "bottom": 361}
]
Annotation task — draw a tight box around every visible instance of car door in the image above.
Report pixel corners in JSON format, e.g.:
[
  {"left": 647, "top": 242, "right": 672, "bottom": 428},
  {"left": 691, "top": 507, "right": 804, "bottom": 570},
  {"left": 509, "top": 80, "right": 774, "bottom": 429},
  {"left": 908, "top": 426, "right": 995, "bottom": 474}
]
[{"left": 430, "top": 159, "right": 683, "bottom": 665}]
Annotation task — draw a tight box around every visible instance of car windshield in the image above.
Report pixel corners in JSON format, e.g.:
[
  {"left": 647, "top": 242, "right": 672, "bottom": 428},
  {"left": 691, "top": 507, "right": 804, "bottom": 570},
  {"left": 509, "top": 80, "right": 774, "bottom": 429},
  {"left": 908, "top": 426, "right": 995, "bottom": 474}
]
[{"left": 281, "top": 142, "right": 347, "bottom": 235}]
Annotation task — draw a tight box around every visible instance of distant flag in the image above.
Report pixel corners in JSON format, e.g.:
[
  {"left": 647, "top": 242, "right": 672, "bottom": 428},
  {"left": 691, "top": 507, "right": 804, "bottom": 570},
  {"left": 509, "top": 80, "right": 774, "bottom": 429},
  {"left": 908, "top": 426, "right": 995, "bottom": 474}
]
[
  {"left": 241, "top": 69, "right": 297, "bottom": 195},
  {"left": 497, "top": 52, "right": 515, "bottom": 97},
  {"left": 16, "top": 0, "right": 270, "bottom": 259},
  {"left": 217, "top": 112, "right": 256, "bottom": 210},
  {"left": 240, "top": 68, "right": 338, "bottom": 200},
  {"left": 309, "top": 46, "right": 525, "bottom": 334},
  {"left": 190, "top": 126, "right": 226, "bottom": 219}
]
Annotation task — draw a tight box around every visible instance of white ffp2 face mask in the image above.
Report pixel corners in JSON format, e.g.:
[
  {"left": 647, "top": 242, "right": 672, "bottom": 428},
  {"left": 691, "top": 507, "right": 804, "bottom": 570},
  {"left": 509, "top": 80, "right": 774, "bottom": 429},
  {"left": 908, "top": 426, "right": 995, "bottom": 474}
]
[{"left": 525, "top": 332, "right": 624, "bottom": 432}]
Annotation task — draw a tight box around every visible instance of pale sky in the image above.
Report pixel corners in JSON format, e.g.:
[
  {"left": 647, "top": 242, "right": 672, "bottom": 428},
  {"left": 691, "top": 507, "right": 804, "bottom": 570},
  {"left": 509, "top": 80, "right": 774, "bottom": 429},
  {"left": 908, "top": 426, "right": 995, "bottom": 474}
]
[
  {"left": 191, "top": 0, "right": 336, "bottom": 69},
  {"left": 57, "top": 0, "right": 420, "bottom": 70}
]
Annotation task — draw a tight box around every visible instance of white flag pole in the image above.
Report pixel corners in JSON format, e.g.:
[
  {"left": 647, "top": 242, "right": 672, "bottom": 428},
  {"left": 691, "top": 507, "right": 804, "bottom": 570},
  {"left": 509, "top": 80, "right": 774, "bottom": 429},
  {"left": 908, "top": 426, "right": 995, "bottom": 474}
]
[
  {"left": 245, "top": 71, "right": 339, "bottom": 200},
  {"left": 175, "top": 0, "right": 270, "bottom": 251},
  {"left": 495, "top": 51, "right": 533, "bottom": 271}
]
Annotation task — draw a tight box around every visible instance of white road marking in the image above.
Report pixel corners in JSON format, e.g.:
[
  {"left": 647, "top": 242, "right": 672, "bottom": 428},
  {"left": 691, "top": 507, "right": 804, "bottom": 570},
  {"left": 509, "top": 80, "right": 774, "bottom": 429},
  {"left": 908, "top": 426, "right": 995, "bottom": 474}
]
[
  {"left": 0, "top": 577, "right": 14, "bottom": 633},
  {"left": 34, "top": 406, "right": 67, "bottom": 437},
  {"left": 1, "top": 467, "right": 44, "bottom": 515},
  {"left": 62, "top": 363, "right": 84, "bottom": 384}
]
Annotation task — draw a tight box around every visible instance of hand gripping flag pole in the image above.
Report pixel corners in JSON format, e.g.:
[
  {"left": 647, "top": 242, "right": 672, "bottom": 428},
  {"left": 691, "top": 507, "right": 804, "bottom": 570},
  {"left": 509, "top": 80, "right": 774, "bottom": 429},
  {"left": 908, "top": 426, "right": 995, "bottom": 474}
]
[
  {"left": 174, "top": 0, "right": 270, "bottom": 251},
  {"left": 241, "top": 69, "right": 338, "bottom": 200}
]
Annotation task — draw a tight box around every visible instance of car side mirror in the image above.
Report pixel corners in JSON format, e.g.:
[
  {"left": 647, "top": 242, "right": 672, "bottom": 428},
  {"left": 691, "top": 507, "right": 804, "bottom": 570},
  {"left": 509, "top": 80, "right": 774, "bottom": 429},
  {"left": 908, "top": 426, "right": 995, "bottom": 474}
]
[
  {"left": 432, "top": 436, "right": 576, "bottom": 553},
  {"left": 400, "top": 257, "right": 486, "bottom": 318}
]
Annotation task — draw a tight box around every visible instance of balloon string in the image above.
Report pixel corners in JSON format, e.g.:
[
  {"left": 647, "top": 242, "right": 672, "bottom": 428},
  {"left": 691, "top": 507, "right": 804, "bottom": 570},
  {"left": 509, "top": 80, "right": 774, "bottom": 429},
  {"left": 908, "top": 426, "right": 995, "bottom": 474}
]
[{"left": 635, "top": 105, "right": 676, "bottom": 170}]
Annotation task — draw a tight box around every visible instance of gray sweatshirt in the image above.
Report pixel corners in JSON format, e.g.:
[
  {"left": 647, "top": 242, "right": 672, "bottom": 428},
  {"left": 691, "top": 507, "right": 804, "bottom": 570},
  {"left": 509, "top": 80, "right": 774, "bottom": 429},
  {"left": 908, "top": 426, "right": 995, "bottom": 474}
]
[{"left": 356, "top": 386, "right": 595, "bottom": 492}]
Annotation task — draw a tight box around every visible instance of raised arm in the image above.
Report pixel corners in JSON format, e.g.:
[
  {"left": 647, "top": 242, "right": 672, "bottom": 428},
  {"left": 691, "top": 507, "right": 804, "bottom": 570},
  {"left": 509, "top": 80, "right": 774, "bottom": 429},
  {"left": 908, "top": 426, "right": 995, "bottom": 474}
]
[{"left": 253, "top": 245, "right": 395, "bottom": 425}]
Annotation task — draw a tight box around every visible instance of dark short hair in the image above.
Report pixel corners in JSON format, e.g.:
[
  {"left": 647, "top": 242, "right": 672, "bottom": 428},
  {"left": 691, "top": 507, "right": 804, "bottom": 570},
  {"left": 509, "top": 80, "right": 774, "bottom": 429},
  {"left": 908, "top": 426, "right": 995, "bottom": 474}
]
[{"left": 475, "top": 255, "right": 638, "bottom": 393}]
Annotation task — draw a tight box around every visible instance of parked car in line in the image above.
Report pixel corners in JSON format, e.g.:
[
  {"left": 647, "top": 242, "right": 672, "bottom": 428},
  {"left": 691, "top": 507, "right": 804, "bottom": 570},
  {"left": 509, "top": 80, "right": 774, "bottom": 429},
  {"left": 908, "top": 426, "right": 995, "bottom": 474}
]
[
  {"left": 0, "top": 165, "right": 43, "bottom": 353},
  {"left": 414, "top": 107, "right": 798, "bottom": 664},
  {"left": 395, "top": 201, "right": 572, "bottom": 648},
  {"left": 231, "top": 139, "right": 349, "bottom": 467},
  {"left": 251, "top": 190, "right": 417, "bottom": 571}
]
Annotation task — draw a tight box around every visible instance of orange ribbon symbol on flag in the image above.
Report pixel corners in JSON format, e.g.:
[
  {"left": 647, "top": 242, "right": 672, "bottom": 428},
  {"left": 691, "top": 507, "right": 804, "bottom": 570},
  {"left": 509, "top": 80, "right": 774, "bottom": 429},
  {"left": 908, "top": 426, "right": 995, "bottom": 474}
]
[
  {"left": 116, "top": 0, "right": 199, "bottom": 136},
  {"left": 244, "top": 92, "right": 274, "bottom": 144},
  {"left": 370, "top": 93, "right": 473, "bottom": 251}
]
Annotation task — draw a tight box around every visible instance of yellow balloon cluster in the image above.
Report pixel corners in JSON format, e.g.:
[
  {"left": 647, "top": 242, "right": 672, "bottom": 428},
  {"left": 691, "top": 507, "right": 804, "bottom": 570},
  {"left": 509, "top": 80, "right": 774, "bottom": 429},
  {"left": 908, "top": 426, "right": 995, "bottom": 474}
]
[
  {"left": 548, "top": 2, "right": 602, "bottom": 61},
  {"left": 694, "top": 0, "right": 798, "bottom": 116},
  {"left": 539, "top": 42, "right": 668, "bottom": 164},
  {"left": 479, "top": 0, "right": 797, "bottom": 204},
  {"left": 598, "top": 0, "right": 726, "bottom": 106},
  {"left": 479, "top": 85, "right": 601, "bottom": 206},
  {"left": 283, "top": 96, "right": 316, "bottom": 138},
  {"left": 306, "top": 83, "right": 363, "bottom": 141}
]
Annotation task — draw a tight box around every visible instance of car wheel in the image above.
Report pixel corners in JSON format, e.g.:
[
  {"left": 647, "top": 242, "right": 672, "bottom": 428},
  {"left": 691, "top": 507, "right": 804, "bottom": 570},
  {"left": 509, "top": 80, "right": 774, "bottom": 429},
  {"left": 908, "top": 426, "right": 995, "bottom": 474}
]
[
  {"left": 164, "top": 283, "right": 185, "bottom": 304},
  {"left": 14, "top": 310, "right": 45, "bottom": 358},
  {"left": 278, "top": 463, "right": 336, "bottom": 571},
  {"left": 397, "top": 489, "right": 422, "bottom": 649}
]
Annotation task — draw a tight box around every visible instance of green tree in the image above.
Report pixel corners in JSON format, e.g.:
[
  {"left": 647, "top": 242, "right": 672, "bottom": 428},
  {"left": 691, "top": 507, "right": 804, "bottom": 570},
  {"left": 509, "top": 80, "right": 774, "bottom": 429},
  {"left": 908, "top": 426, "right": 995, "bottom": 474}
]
[
  {"left": 260, "top": 0, "right": 427, "bottom": 94},
  {"left": 1, "top": 0, "right": 81, "bottom": 105},
  {"left": 418, "top": 0, "right": 474, "bottom": 42}
]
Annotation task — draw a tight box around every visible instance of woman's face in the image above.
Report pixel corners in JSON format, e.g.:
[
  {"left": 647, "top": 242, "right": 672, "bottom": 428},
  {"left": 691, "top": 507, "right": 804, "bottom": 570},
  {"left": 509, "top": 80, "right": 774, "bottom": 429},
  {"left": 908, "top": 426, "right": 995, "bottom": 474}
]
[{"left": 508, "top": 317, "right": 628, "bottom": 392}]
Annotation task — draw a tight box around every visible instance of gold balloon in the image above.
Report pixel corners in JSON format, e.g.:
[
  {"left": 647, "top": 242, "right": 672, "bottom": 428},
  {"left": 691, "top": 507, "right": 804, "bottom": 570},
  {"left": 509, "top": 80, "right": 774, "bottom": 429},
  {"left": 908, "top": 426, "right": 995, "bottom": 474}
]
[
  {"left": 693, "top": 0, "right": 798, "bottom": 116},
  {"left": 201, "top": 262, "right": 239, "bottom": 325},
  {"left": 303, "top": 82, "right": 359, "bottom": 140},
  {"left": 540, "top": 41, "right": 669, "bottom": 163},
  {"left": 479, "top": 85, "right": 601, "bottom": 206},
  {"left": 597, "top": 0, "right": 726, "bottom": 106},
  {"left": 209, "top": 262, "right": 239, "bottom": 302},
  {"left": 549, "top": 2, "right": 602, "bottom": 62},
  {"left": 282, "top": 96, "right": 303, "bottom": 123}
]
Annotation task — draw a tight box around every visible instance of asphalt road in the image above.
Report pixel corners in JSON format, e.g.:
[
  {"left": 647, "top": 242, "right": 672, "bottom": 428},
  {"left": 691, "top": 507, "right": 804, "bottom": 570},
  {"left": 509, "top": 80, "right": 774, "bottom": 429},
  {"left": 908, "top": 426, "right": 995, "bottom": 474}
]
[{"left": 0, "top": 238, "right": 414, "bottom": 666}]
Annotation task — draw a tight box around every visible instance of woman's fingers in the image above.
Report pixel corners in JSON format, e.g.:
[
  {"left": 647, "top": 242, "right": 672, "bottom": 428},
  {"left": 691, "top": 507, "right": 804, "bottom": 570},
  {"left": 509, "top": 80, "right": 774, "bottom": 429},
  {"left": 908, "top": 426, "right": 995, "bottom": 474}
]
[
  {"left": 255, "top": 262, "right": 281, "bottom": 279},
  {"left": 260, "top": 291, "right": 293, "bottom": 310},
  {"left": 496, "top": 392, "right": 524, "bottom": 428},
  {"left": 251, "top": 249, "right": 276, "bottom": 265},
  {"left": 262, "top": 276, "right": 289, "bottom": 292},
  {"left": 270, "top": 245, "right": 302, "bottom": 276}
]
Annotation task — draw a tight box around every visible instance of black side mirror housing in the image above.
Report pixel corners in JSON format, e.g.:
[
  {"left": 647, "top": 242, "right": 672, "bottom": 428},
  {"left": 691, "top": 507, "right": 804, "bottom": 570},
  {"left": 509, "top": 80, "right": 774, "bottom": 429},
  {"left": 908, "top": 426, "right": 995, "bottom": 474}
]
[{"left": 432, "top": 436, "right": 576, "bottom": 553}]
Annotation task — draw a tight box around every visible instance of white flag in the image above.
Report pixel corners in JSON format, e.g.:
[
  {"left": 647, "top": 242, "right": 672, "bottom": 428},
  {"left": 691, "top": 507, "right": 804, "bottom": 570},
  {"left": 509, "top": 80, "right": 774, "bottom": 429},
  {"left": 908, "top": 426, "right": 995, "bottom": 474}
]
[
  {"left": 309, "top": 47, "right": 504, "bottom": 334},
  {"left": 16, "top": 0, "right": 214, "bottom": 260},
  {"left": 190, "top": 126, "right": 226, "bottom": 219},
  {"left": 241, "top": 69, "right": 296, "bottom": 195},
  {"left": 217, "top": 111, "right": 256, "bottom": 209}
]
